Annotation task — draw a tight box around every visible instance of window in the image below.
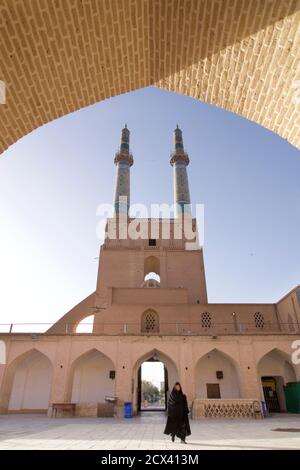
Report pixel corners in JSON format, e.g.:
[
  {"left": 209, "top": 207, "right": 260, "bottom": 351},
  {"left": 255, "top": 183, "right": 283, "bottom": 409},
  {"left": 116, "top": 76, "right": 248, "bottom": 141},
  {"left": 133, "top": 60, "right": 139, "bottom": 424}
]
[
  {"left": 201, "top": 312, "right": 212, "bottom": 328},
  {"left": 254, "top": 312, "right": 265, "bottom": 328},
  {"left": 141, "top": 310, "right": 159, "bottom": 333},
  {"left": 149, "top": 239, "right": 156, "bottom": 246}
]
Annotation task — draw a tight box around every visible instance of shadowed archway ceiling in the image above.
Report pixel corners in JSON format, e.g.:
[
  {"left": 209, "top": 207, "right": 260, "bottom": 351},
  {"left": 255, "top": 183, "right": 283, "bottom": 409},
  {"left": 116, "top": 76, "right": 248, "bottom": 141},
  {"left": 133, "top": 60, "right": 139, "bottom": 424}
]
[{"left": 0, "top": 0, "right": 299, "bottom": 154}]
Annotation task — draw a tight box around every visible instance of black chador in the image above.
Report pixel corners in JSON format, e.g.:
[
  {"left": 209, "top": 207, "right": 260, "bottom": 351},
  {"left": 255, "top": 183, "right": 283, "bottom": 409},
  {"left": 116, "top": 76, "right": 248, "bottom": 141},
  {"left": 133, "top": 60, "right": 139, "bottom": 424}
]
[{"left": 164, "top": 382, "right": 191, "bottom": 443}]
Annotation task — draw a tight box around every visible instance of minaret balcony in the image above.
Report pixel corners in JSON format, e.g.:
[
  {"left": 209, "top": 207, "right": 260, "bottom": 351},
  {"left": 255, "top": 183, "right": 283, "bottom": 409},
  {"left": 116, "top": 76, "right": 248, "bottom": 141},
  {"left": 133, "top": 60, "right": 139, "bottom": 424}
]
[
  {"left": 114, "top": 151, "right": 134, "bottom": 166},
  {"left": 170, "top": 152, "right": 190, "bottom": 166}
]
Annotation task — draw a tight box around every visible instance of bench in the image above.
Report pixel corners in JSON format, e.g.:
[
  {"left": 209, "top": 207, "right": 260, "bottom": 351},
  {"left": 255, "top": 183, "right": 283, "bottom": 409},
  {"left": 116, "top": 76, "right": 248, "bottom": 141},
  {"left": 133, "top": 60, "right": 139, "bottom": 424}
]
[{"left": 51, "top": 403, "right": 76, "bottom": 418}]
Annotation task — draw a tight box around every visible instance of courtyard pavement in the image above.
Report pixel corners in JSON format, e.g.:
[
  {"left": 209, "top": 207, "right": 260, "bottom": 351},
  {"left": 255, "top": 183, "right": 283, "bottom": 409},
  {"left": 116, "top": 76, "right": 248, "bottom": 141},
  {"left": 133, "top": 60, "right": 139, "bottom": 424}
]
[{"left": 0, "top": 412, "right": 300, "bottom": 450}]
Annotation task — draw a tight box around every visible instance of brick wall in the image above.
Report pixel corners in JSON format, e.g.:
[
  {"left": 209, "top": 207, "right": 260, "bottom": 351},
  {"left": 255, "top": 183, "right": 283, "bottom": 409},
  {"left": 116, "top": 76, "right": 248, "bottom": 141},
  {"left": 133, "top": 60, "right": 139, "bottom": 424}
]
[{"left": 0, "top": 0, "right": 299, "bottom": 154}]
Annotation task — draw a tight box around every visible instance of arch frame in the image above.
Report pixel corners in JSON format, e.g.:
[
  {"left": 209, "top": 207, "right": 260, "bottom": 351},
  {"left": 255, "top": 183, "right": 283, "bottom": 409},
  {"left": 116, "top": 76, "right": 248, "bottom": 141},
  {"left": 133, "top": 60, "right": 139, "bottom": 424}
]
[
  {"left": 131, "top": 347, "right": 180, "bottom": 414},
  {"left": 0, "top": 348, "right": 54, "bottom": 414},
  {"left": 193, "top": 347, "right": 242, "bottom": 399},
  {"left": 144, "top": 256, "right": 160, "bottom": 277},
  {"left": 257, "top": 347, "right": 299, "bottom": 412},
  {"left": 65, "top": 347, "right": 116, "bottom": 403},
  {"left": 0, "top": 0, "right": 299, "bottom": 156}
]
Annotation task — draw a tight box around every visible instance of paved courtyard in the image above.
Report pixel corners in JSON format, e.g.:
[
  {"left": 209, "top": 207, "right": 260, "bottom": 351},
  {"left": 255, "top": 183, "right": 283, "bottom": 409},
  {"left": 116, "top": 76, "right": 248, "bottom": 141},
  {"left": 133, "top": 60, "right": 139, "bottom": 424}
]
[{"left": 0, "top": 412, "right": 300, "bottom": 450}]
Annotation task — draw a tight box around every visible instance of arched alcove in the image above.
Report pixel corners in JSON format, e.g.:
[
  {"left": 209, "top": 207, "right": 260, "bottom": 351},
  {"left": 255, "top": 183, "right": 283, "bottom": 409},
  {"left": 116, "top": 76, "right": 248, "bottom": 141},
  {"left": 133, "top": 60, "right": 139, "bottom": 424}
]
[
  {"left": 144, "top": 256, "right": 160, "bottom": 277},
  {"left": 67, "top": 349, "right": 115, "bottom": 404},
  {"left": 7, "top": 349, "right": 53, "bottom": 412},
  {"left": 195, "top": 349, "right": 241, "bottom": 399}
]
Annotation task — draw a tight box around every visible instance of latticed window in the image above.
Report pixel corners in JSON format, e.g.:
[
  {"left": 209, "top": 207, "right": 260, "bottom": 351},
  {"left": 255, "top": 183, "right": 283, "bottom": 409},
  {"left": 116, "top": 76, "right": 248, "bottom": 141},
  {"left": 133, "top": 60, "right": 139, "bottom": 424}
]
[
  {"left": 254, "top": 312, "right": 265, "bottom": 328},
  {"left": 141, "top": 310, "right": 159, "bottom": 333},
  {"left": 201, "top": 312, "right": 212, "bottom": 328}
]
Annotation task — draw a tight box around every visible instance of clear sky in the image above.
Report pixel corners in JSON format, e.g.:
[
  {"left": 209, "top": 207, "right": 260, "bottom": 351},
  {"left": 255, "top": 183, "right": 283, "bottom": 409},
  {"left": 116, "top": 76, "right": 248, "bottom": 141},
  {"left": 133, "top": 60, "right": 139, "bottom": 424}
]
[
  {"left": 141, "top": 362, "right": 164, "bottom": 390},
  {"left": 0, "top": 86, "right": 300, "bottom": 328}
]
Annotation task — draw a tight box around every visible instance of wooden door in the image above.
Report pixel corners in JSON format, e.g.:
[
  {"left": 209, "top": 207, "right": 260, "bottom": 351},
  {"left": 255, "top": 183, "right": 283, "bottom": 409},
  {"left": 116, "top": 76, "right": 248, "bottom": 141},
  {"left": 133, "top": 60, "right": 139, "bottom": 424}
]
[{"left": 206, "top": 383, "right": 221, "bottom": 399}]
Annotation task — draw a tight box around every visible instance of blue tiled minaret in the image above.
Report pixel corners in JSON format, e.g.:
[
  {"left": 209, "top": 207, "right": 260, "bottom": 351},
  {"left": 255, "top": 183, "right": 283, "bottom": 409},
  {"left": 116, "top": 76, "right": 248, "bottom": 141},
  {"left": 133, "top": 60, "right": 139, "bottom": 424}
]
[
  {"left": 170, "top": 125, "right": 191, "bottom": 216},
  {"left": 113, "top": 124, "right": 134, "bottom": 215}
]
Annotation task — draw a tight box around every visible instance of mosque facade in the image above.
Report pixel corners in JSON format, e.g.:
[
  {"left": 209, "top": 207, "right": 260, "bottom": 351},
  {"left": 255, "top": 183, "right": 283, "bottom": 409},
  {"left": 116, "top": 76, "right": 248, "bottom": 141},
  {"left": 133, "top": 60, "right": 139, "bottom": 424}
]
[{"left": 0, "top": 126, "right": 299, "bottom": 419}]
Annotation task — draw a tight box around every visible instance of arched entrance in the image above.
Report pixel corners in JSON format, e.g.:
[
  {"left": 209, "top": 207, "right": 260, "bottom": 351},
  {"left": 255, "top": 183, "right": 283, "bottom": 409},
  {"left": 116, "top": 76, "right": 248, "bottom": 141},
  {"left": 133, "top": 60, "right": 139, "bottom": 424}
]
[
  {"left": 6, "top": 349, "right": 53, "bottom": 413},
  {"left": 258, "top": 349, "right": 298, "bottom": 413},
  {"left": 195, "top": 349, "right": 241, "bottom": 399},
  {"left": 137, "top": 356, "right": 168, "bottom": 412},
  {"left": 133, "top": 349, "right": 179, "bottom": 414}
]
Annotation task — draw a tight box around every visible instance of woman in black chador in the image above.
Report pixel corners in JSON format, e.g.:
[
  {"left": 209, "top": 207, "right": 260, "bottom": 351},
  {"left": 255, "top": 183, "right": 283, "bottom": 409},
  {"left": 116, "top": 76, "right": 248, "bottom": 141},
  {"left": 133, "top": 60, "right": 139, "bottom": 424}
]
[{"left": 164, "top": 382, "right": 191, "bottom": 443}]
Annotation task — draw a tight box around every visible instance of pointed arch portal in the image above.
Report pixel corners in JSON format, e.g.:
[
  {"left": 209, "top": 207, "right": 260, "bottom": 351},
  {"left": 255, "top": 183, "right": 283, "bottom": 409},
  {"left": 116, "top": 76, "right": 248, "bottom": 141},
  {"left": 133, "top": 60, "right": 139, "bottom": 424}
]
[
  {"left": 258, "top": 348, "right": 298, "bottom": 413},
  {"left": 138, "top": 358, "right": 168, "bottom": 412},
  {"left": 133, "top": 349, "right": 179, "bottom": 414}
]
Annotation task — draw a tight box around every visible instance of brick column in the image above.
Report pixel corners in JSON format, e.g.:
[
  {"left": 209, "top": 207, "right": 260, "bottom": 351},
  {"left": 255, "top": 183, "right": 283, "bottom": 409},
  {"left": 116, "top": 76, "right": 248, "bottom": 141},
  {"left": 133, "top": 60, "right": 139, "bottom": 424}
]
[
  {"left": 237, "top": 343, "right": 262, "bottom": 399},
  {"left": 47, "top": 339, "right": 72, "bottom": 415}
]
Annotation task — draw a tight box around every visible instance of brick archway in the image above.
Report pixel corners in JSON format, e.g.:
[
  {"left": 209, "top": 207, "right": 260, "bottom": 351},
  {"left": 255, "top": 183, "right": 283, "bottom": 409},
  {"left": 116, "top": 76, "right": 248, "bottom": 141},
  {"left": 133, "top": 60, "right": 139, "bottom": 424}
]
[{"left": 1, "top": 0, "right": 299, "bottom": 155}]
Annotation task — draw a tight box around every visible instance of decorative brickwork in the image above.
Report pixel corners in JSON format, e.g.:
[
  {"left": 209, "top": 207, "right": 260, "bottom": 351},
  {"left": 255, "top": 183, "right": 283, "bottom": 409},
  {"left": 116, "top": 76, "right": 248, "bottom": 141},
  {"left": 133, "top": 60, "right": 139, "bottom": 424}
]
[
  {"left": 254, "top": 312, "right": 265, "bottom": 328},
  {"left": 192, "top": 399, "right": 263, "bottom": 419},
  {"left": 201, "top": 312, "right": 212, "bottom": 328},
  {"left": 0, "top": 0, "right": 299, "bottom": 155},
  {"left": 141, "top": 309, "right": 159, "bottom": 333}
]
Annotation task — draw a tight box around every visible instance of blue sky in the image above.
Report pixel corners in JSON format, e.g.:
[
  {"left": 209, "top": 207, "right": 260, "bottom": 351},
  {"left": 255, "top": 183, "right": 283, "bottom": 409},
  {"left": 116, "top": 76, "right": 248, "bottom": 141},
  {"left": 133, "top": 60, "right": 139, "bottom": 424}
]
[{"left": 0, "top": 86, "right": 300, "bottom": 327}]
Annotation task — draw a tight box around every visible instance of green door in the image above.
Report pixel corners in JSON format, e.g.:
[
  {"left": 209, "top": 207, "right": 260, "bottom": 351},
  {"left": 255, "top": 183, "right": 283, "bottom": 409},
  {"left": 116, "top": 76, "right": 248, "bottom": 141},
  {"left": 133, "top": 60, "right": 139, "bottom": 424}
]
[{"left": 284, "top": 382, "right": 300, "bottom": 413}]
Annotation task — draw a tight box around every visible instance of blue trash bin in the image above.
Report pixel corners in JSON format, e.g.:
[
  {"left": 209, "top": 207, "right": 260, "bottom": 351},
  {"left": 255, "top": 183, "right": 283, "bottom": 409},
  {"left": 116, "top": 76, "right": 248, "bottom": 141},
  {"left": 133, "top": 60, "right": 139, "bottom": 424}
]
[
  {"left": 261, "top": 400, "right": 267, "bottom": 417},
  {"left": 124, "top": 402, "right": 132, "bottom": 418}
]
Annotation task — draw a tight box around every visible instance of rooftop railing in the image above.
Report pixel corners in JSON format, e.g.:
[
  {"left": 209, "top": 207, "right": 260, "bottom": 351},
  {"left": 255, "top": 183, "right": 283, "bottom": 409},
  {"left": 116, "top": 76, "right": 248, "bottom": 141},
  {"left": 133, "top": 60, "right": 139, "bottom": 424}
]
[{"left": 0, "top": 322, "right": 299, "bottom": 335}]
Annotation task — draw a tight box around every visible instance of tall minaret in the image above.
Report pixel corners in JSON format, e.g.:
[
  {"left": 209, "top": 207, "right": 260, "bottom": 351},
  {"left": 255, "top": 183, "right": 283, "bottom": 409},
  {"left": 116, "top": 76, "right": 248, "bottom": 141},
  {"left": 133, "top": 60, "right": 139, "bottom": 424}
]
[
  {"left": 170, "top": 125, "right": 191, "bottom": 216},
  {"left": 113, "top": 124, "right": 134, "bottom": 215}
]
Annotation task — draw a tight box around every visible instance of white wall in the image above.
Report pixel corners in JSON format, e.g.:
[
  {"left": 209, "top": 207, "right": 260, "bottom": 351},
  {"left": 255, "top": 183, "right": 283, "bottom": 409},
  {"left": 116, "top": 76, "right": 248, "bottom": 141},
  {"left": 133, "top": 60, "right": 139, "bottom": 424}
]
[
  {"left": 9, "top": 351, "right": 52, "bottom": 410},
  {"left": 71, "top": 351, "right": 115, "bottom": 403},
  {"left": 195, "top": 350, "right": 240, "bottom": 398}
]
